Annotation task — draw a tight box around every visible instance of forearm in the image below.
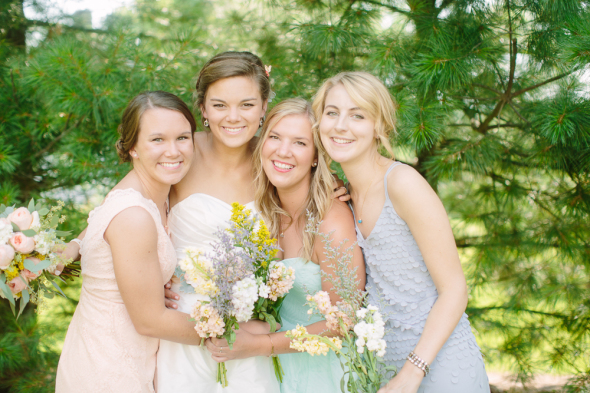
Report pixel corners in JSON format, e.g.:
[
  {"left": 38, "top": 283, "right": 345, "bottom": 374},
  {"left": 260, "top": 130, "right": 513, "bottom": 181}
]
[
  {"left": 134, "top": 307, "right": 204, "bottom": 345},
  {"left": 412, "top": 289, "right": 468, "bottom": 364}
]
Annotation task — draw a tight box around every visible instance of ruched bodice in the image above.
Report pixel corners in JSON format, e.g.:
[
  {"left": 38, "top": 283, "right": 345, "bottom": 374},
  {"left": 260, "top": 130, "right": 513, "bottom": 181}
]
[
  {"left": 277, "top": 258, "right": 343, "bottom": 393},
  {"left": 351, "top": 162, "right": 490, "bottom": 393},
  {"left": 156, "top": 193, "right": 279, "bottom": 393},
  {"left": 57, "top": 189, "right": 177, "bottom": 393}
]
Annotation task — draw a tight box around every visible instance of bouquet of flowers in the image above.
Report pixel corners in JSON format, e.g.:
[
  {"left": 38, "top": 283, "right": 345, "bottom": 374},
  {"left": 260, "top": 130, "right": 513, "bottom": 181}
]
[
  {"left": 177, "top": 203, "right": 294, "bottom": 387},
  {"left": 0, "top": 199, "right": 78, "bottom": 318},
  {"left": 285, "top": 216, "right": 396, "bottom": 393}
]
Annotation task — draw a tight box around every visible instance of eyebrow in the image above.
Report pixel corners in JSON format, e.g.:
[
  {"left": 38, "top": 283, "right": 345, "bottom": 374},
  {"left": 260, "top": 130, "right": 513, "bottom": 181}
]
[
  {"left": 325, "top": 104, "right": 362, "bottom": 111},
  {"left": 269, "top": 130, "right": 311, "bottom": 142},
  {"left": 148, "top": 130, "right": 193, "bottom": 137},
  {"left": 210, "top": 97, "right": 257, "bottom": 103}
]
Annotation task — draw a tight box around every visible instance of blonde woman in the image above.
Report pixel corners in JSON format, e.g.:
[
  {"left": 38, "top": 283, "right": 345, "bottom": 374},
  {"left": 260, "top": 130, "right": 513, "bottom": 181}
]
[
  {"left": 313, "top": 72, "right": 490, "bottom": 393},
  {"left": 204, "top": 98, "right": 366, "bottom": 393}
]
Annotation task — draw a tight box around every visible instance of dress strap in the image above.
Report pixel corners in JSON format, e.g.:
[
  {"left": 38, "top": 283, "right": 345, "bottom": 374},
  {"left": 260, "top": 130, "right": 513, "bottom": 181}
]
[{"left": 383, "top": 161, "right": 404, "bottom": 201}]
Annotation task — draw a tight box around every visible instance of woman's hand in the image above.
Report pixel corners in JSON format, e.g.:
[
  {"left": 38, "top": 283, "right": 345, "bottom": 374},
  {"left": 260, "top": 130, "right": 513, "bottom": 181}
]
[
  {"left": 378, "top": 362, "right": 424, "bottom": 393},
  {"left": 164, "top": 280, "right": 179, "bottom": 309},
  {"left": 205, "top": 327, "right": 269, "bottom": 362},
  {"left": 51, "top": 242, "right": 80, "bottom": 275},
  {"left": 239, "top": 319, "right": 280, "bottom": 334}
]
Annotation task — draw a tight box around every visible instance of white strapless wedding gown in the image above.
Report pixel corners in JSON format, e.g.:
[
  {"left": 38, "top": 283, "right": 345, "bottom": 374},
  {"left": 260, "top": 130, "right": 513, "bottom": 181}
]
[{"left": 156, "top": 194, "right": 280, "bottom": 393}]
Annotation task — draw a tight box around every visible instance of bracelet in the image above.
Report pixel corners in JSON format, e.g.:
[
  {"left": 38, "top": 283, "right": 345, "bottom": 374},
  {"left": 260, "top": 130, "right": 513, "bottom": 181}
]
[
  {"left": 407, "top": 351, "right": 430, "bottom": 376},
  {"left": 70, "top": 238, "right": 82, "bottom": 248},
  {"left": 267, "top": 334, "right": 275, "bottom": 357}
]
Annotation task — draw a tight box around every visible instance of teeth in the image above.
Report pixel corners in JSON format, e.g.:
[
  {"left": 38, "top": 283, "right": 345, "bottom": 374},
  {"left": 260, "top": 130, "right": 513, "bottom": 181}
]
[
  {"left": 224, "top": 127, "right": 244, "bottom": 132},
  {"left": 332, "top": 137, "right": 353, "bottom": 144},
  {"left": 274, "top": 161, "right": 294, "bottom": 169},
  {"left": 160, "top": 162, "right": 181, "bottom": 168}
]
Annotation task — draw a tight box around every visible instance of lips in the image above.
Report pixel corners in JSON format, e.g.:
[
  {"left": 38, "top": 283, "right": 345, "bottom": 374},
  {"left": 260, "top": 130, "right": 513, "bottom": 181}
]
[
  {"left": 272, "top": 160, "right": 294, "bottom": 172},
  {"left": 159, "top": 161, "right": 182, "bottom": 169},
  {"left": 331, "top": 137, "right": 354, "bottom": 145},
  {"left": 222, "top": 126, "right": 247, "bottom": 134}
]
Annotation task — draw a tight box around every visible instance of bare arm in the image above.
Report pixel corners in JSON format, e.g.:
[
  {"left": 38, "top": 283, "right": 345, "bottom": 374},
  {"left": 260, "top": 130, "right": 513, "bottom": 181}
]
[
  {"left": 106, "top": 207, "right": 202, "bottom": 345},
  {"left": 380, "top": 166, "right": 468, "bottom": 392},
  {"left": 206, "top": 201, "right": 365, "bottom": 361}
]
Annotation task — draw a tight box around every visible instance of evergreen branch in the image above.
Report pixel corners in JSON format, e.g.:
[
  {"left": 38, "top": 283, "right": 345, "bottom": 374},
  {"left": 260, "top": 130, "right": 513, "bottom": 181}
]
[
  {"left": 507, "top": 101, "right": 529, "bottom": 124},
  {"left": 470, "top": 306, "right": 570, "bottom": 320},
  {"left": 34, "top": 114, "right": 84, "bottom": 158},
  {"left": 10, "top": 70, "right": 19, "bottom": 105},
  {"left": 359, "top": 0, "right": 411, "bottom": 16},
  {"left": 472, "top": 83, "right": 502, "bottom": 95},
  {"left": 337, "top": 0, "right": 357, "bottom": 27},
  {"left": 510, "top": 71, "right": 574, "bottom": 98}
]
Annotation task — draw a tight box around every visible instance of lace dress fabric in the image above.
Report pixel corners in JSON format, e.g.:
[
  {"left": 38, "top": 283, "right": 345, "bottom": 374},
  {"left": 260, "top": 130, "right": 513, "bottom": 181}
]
[
  {"left": 56, "top": 189, "right": 177, "bottom": 393},
  {"left": 351, "top": 162, "right": 490, "bottom": 393},
  {"left": 277, "top": 258, "right": 343, "bottom": 393},
  {"left": 156, "top": 193, "right": 279, "bottom": 393}
]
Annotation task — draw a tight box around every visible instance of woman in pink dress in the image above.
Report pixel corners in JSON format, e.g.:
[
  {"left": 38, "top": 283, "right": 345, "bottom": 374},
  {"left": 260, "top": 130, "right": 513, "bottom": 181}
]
[{"left": 56, "top": 91, "right": 203, "bottom": 393}]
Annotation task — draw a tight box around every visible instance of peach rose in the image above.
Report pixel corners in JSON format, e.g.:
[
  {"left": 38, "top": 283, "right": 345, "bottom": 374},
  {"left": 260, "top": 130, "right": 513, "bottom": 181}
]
[
  {"left": 0, "top": 244, "right": 15, "bottom": 270},
  {"left": 7, "top": 207, "right": 33, "bottom": 230},
  {"left": 8, "top": 276, "right": 27, "bottom": 295},
  {"left": 10, "top": 233, "right": 35, "bottom": 254},
  {"left": 30, "top": 211, "right": 40, "bottom": 229},
  {"left": 21, "top": 257, "right": 41, "bottom": 280}
]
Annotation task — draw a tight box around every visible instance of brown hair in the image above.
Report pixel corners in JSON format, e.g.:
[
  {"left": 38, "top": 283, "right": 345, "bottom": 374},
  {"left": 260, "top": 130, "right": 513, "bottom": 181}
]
[
  {"left": 254, "top": 98, "right": 333, "bottom": 261},
  {"left": 115, "top": 91, "right": 197, "bottom": 162},
  {"left": 312, "top": 72, "right": 397, "bottom": 158},
  {"left": 195, "top": 51, "right": 271, "bottom": 124}
]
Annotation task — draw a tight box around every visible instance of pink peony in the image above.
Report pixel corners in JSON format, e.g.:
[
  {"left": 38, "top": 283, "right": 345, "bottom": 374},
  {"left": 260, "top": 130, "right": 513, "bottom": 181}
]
[
  {"left": 10, "top": 233, "right": 35, "bottom": 254},
  {"left": 21, "top": 257, "right": 41, "bottom": 280},
  {"left": 8, "top": 276, "right": 27, "bottom": 295},
  {"left": 0, "top": 244, "right": 15, "bottom": 270},
  {"left": 7, "top": 207, "right": 33, "bottom": 230}
]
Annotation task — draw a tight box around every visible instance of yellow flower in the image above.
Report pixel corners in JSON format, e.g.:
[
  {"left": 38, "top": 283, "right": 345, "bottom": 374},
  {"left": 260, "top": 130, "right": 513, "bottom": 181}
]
[{"left": 5, "top": 265, "right": 20, "bottom": 281}]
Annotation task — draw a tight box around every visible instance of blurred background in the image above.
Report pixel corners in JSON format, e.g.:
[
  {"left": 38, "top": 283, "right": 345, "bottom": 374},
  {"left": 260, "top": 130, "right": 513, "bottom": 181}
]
[{"left": 1, "top": 0, "right": 589, "bottom": 392}]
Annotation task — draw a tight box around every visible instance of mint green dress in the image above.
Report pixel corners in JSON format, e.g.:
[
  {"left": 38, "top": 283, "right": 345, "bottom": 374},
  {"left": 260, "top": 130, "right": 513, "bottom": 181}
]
[{"left": 278, "top": 258, "right": 344, "bottom": 393}]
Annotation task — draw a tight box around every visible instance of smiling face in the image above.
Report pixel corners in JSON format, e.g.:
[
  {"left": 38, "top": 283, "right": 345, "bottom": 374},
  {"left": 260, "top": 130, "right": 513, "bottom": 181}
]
[
  {"left": 201, "top": 76, "right": 267, "bottom": 149},
  {"left": 261, "top": 114, "right": 316, "bottom": 194},
  {"left": 318, "top": 83, "right": 377, "bottom": 165},
  {"left": 130, "top": 107, "right": 194, "bottom": 186}
]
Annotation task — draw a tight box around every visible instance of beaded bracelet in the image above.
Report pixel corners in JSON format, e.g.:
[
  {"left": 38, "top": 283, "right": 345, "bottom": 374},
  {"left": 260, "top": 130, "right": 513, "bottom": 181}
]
[{"left": 407, "top": 351, "right": 430, "bottom": 376}]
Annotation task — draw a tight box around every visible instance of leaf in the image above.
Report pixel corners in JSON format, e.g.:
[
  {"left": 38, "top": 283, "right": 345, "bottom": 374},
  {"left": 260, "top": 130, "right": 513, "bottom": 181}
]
[
  {"left": 50, "top": 280, "right": 67, "bottom": 298},
  {"left": 24, "top": 258, "right": 52, "bottom": 272},
  {"left": 21, "top": 229, "right": 37, "bottom": 237},
  {"left": 11, "top": 222, "right": 21, "bottom": 232},
  {"left": 17, "top": 289, "right": 29, "bottom": 319},
  {"left": 50, "top": 215, "right": 60, "bottom": 228},
  {"left": 38, "top": 208, "right": 49, "bottom": 216},
  {"left": 0, "top": 273, "right": 16, "bottom": 311},
  {"left": 28, "top": 198, "right": 35, "bottom": 212},
  {"left": 55, "top": 230, "right": 72, "bottom": 236}
]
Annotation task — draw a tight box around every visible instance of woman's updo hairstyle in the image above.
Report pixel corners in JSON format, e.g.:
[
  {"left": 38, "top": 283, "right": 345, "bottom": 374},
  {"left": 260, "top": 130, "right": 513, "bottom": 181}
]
[
  {"left": 116, "top": 91, "right": 196, "bottom": 162},
  {"left": 312, "top": 72, "right": 397, "bottom": 159},
  {"left": 195, "top": 51, "right": 271, "bottom": 125}
]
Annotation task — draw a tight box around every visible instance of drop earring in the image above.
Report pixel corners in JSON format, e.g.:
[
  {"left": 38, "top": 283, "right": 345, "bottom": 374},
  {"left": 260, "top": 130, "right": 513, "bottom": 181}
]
[
  {"left": 312, "top": 162, "right": 318, "bottom": 167},
  {"left": 204, "top": 119, "right": 209, "bottom": 127},
  {"left": 259, "top": 118, "right": 264, "bottom": 127}
]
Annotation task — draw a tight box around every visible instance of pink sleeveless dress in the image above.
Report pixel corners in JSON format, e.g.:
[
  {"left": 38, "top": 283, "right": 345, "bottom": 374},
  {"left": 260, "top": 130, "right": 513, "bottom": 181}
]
[{"left": 56, "top": 189, "right": 177, "bottom": 393}]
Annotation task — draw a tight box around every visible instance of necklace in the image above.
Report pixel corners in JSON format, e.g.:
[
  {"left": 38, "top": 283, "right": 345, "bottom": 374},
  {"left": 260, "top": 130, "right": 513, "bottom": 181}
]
[{"left": 354, "top": 176, "right": 381, "bottom": 224}]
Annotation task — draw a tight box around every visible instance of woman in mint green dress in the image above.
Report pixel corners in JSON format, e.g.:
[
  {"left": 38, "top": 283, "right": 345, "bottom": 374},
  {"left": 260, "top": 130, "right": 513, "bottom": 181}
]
[{"left": 204, "top": 98, "right": 365, "bottom": 392}]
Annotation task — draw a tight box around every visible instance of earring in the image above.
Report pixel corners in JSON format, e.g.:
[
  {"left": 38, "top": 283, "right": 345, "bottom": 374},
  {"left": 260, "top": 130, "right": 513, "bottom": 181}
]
[
  {"left": 259, "top": 118, "right": 264, "bottom": 127},
  {"left": 312, "top": 162, "right": 318, "bottom": 167},
  {"left": 204, "top": 119, "right": 209, "bottom": 127},
  {"left": 132, "top": 153, "right": 138, "bottom": 158}
]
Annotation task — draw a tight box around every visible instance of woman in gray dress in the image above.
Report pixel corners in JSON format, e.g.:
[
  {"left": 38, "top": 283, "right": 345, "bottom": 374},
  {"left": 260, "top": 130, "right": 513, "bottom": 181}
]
[{"left": 312, "top": 72, "right": 490, "bottom": 393}]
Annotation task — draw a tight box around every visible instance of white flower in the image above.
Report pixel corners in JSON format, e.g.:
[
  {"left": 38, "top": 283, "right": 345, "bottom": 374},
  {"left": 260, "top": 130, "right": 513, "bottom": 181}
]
[
  {"left": 258, "top": 283, "right": 270, "bottom": 299},
  {"left": 231, "top": 275, "right": 258, "bottom": 322},
  {"left": 367, "top": 304, "right": 378, "bottom": 312},
  {"left": 356, "top": 308, "right": 368, "bottom": 319},
  {"left": 0, "top": 218, "right": 13, "bottom": 245},
  {"left": 34, "top": 230, "right": 57, "bottom": 255},
  {"left": 30, "top": 212, "right": 40, "bottom": 230}
]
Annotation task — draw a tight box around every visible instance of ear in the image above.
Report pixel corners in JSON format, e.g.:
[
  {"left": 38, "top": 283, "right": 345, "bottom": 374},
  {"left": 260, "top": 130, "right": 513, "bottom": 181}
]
[
  {"left": 261, "top": 100, "right": 269, "bottom": 117},
  {"left": 200, "top": 104, "right": 207, "bottom": 120}
]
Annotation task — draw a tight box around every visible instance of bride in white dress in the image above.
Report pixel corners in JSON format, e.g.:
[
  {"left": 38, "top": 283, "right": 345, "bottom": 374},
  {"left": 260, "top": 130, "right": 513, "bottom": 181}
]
[{"left": 155, "top": 51, "right": 279, "bottom": 392}]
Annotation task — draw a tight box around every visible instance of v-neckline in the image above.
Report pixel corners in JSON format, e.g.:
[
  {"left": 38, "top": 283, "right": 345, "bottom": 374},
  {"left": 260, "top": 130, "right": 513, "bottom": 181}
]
[{"left": 350, "top": 198, "right": 391, "bottom": 242}]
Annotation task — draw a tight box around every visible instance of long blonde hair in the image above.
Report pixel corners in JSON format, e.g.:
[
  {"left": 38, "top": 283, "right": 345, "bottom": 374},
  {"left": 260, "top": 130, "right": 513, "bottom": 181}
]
[
  {"left": 311, "top": 71, "right": 397, "bottom": 158},
  {"left": 254, "top": 98, "right": 334, "bottom": 261}
]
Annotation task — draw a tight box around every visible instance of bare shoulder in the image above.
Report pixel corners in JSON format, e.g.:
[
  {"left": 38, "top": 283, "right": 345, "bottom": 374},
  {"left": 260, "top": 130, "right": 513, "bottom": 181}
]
[
  {"left": 318, "top": 200, "right": 355, "bottom": 237},
  {"left": 107, "top": 206, "right": 157, "bottom": 240}
]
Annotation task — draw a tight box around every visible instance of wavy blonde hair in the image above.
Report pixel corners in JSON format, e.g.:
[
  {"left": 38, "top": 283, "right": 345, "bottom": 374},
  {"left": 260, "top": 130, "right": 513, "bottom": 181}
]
[
  {"left": 254, "top": 98, "right": 334, "bottom": 261},
  {"left": 311, "top": 71, "right": 397, "bottom": 158}
]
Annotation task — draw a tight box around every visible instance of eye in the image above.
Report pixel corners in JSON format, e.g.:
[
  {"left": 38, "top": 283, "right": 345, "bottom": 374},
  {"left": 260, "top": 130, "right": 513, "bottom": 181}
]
[
  {"left": 178, "top": 136, "right": 190, "bottom": 140},
  {"left": 153, "top": 138, "right": 163, "bottom": 142},
  {"left": 243, "top": 103, "right": 255, "bottom": 107},
  {"left": 326, "top": 111, "right": 338, "bottom": 116},
  {"left": 213, "top": 104, "right": 225, "bottom": 108},
  {"left": 352, "top": 114, "right": 365, "bottom": 120},
  {"left": 296, "top": 141, "right": 306, "bottom": 146}
]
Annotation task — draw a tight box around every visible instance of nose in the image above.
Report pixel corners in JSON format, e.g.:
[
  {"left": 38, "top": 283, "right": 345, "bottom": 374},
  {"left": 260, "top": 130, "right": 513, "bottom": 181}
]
[
  {"left": 276, "top": 140, "right": 292, "bottom": 158},
  {"left": 165, "top": 140, "right": 180, "bottom": 157},
  {"left": 227, "top": 105, "right": 241, "bottom": 122},
  {"left": 335, "top": 114, "right": 348, "bottom": 133}
]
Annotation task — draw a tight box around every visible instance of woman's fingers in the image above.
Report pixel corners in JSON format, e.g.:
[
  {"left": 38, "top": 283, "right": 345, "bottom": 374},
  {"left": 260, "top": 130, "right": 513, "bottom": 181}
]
[{"left": 164, "top": 282, "right": 179, "bottom": 309}]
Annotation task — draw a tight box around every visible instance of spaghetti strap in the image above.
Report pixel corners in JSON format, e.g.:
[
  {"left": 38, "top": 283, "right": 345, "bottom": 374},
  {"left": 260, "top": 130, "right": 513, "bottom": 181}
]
[{"left": 383, "top": 161, "right": 404, "bottom": 201}]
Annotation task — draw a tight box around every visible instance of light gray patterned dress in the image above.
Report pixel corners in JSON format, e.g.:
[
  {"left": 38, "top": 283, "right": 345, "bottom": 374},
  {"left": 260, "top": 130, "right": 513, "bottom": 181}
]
[{"left": 350, "top": 162, "right": 490, "bottom": 393}]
